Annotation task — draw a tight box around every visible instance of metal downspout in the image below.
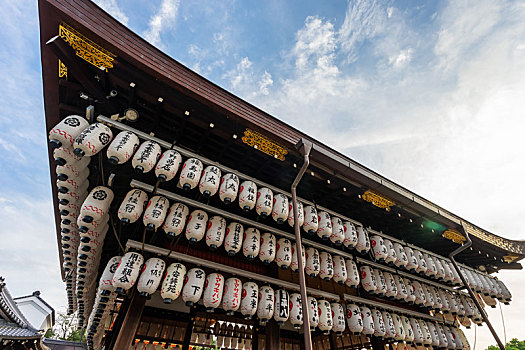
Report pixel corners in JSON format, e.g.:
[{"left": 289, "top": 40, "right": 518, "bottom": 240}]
[
  {"left": 291, "top": 139, "right": 313, "bottom": 350},
  {"left": 449, "top": 226, "right": 506, "bottom": 350}
]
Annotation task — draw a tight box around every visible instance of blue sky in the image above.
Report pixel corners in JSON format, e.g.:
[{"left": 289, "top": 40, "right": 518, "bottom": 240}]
[{"left": 1, "top": 0, "right": 524, "bottom": 347}]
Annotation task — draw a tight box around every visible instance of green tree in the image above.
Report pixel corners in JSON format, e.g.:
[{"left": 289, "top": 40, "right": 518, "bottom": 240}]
[
  {"left": 44, "top": 311, "right": 85, "bottom": 342},
  {"left": 487, "top": 338, "right": 525, "bottom": 350}
]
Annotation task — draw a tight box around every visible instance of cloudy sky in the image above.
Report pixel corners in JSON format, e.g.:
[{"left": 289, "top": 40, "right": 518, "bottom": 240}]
[{"left": 1, "top": 0, "right": 524, "bottom": 347}]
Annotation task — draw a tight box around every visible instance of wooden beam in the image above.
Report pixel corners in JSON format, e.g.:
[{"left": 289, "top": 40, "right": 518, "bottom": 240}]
[
  {"left": 112, "top": 291, "right": 146, "bottom": 350},
  {"left": 265, "top": 319, "right": 280, "bottom": 350}
]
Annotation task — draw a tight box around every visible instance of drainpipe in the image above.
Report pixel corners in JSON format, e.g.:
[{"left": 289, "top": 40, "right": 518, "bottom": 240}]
[
  {"left": 449, "top": 225, "right": 505, "bottom": 350},
  {"left": 291, "top": 138, "right": 313, "bottom": 350}
]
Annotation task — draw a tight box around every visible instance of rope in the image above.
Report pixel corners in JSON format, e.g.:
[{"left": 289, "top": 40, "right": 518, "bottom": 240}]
[
  {"left": 499, "top": 302, "right": 507, "bottom": 345},
  {"left": 473, "top": 323, "right": 477, "bottom": 350}
]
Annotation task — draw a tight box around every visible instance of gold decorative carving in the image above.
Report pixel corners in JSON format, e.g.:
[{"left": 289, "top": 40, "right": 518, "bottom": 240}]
[
  {"left": 58, "top": 59, "right": 67, "bottom": 78},
  {"left": 462, "top": 222, "right": 525, "bottom": 255},
  {"left": 58, "top": 23, "right": 115, "bottom": 71},
  {"left": 361, "top": 190, "right": 395, "bottom": 210},
  {"left": 443, "top": 229, "right": 466, "bottom": 244},
  {"left": 503, "top": 254, "right": 520, "bottom": 263},
  {"left": 242, "top": 128, "right": 288, "bottom": 161}
]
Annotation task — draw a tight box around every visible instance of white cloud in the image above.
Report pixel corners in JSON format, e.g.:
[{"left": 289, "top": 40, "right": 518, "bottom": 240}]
[
  {"left": 92, "top": 0, "right": 129, "bottom": 25},
  {"left": 143, "top": 0, "right": 181, "bottom": 47},
  {"left": 388, "top": 48, "right": 413, "bottom": 69},
  {"left": 258, "top": 71, "right": 273, "bottom": 96}
]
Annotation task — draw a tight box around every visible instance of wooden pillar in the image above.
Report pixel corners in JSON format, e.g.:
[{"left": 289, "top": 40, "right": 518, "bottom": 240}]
[
  {"left": 330, "top": 332, "right": 338, "bottom": 349},
  {"left": 370, "top": 337, "right": 386, "bottom": 350},
  {"left": 265, "top": 319, "right": 280, "bottom": 350},
  {"left": 181, "top": 308, "right": 195, "bottom": 350},
  {"left": 252, "top": 325, "right": 260, "bottom": 350},
  {"left": 112, "top": 291, "right": 146, "bottom": 350}
]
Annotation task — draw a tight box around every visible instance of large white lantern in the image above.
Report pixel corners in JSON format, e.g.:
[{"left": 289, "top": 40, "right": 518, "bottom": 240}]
[
  {"left": 305, "top": 247, "right": 320, "bottom": 277},
  {"left": 203, "top": 273, "right": 224, "bottom": 312},
  {"left": 98, "top": 256, "right": 121, "bottom": 293},
  {"left": 400, "top": 316, "right": 414, "bottom": 343},
  {"left": 290, "top": 243, "right": 306, "bottom": 272},
  {"left": 143, "top": 196, "right": 169, "bottom": 231},
  {"left": 198, "top": 165, "right": 221, "bottom": 197},
  {"left": 393, "top": 243, "right": 408, "bottom": 269},
  {"left": 332, "top": 255, "right": 347, "bottom": 285},
  {"left": 259, "top": 232, "right": 276, "bottom": 264},
  {"left": 181, "top": 267, "right": 206, "bottom": 306},
  {"left": 443, "top": 326, "right": 456, "bottom": 349},
  {"left": 272, "top": 193, "right": 289, "bottom": 224},
  {"left": 155, "top": 150, "right": 183, "bottom": 182},
  {"left": 412, "top": 280, "right": 426, "bottom": 306},
  {"left": 393, "top": 275, "right": 408, "bottom": 301},
  {"left": 319, "top": 252, "right": 334, "bottom": 281},
  {"left": 433, "top": 257, "right": 445, "bottom": 281},
  {"left": 360, "top": 266, "right": 378, "bottom": 293},
  {"left": 205, "top": 216, "right": 227, "bottom": 250},
  {"left": 117, "top": 189, "right": 148, "bottom": 224},
  {"left": 317, "top": 300, "right": 333, "bottom": 334},
  {"left": 240, "top": 281, "right": 258, "bottom": 319},
  {"left": 131, "top": 140, "right": 161, "bottom": 174},
  {"left": 316, "top": 211, "right": 332, "bottom": 240},
  {"left": 355, "top": 226, "right": 370, "bottom": 254},
  {"left": 289, "top": 293, "right": 303, "bottom": 329},
  {"left": 436, "top": 323, "right": 449, "bottom": 349},
  {"left": 383, "top": 238, "right": 397, "bottom": 265},
  {"left": 137, "top": 258, "right": 166, "bottom": 297},
  {"left": 287, "top": 200, "right": 304, "bottom": 228},
  {"left": 423, "top": 284, "right": 436, "bottom": 308},
  {"left": 178, "top": 158, "right": 203, "bottom": 191},
  {"left": 404, "top": 246, "right": 419, "bottom": 272},
  {"left": 78, "top": 186, "right": 114, "bottom": 233},
  {"left": 404, "top": 277, "right": 416, "bottom": 304},
  {"left": 255, "top": 187, "right": 273, "bottom": 217},
  {"left": 418, "top": 319, "right": 432, "bottom": 346},
  {"left": 346, "top": 303, "right": 363, "bottom": 335},
  {"left": 185, "top": 210, "right": 208, "bottom": 242},
  {"left": 343, "top": 221, "right": 358, "bottom": 249},
  {"left": 238, "top": 180, "right": 257, "bottom": 212},
  {"left": 414, "top": 249, "right": 428, "bottom": 274},
  {"left": 160, "top": 263, "right": 186, "bottom": 303},
  {"left": 224, "top": 222, "right": 244, "bottom": 256},
  {"left": 163, "top": 203, "right": 190, "bottom": 237},
  {"left": 106, "top": 131, "right": 139, "bottom": 165},
  {"left": 370, "top": 235, "right": 388, "bottom": 262},
  {"left": 410, "top": 318, "right": 424, "bottom": 346},
  {"left": 441, "top": 259, "right": 454, "bottom": 284},
  {"left": 329, "top": 216, "right": 344, "bottom": 245},
  {"left": 112, "top": 252, "right": 144, "bottom": 293},
  {"left": 257, "top": 286, "right": 274, "bottom": 323},
  {"left": 382, "top": 311, "right": 396, "bottom": 340},
  {"left": 49, "top": 115, "right": 90, "bottom": 149},
  {"left": 331, "top": 303, "right": 345, "bottom": 335},
  {"left": 219, "top": 173, "right": 239, "bottom": 204},
  {"left": 426, "top": 321, "right": 440, "bottom": 348},
  {"left": 275, "top": 238, "right": 292, "bottom": 269},
  {"left": 345, "top": 259, "right": 360, "bottom": 288},
  {"left": 54, "top": 146, "right": 90, "bottom": 168},
  {"left": 273, "top": 289, "right": 289, "bottom": 324},
  {"left": 73, "top": 123, "right": 113, "bottom": 158},
  {"left": 242, "top": 228, "right": 260, "bottom": 260},
  {"left": 307, "top": 296, "right": 319, "bottom": 330},
  {"left": 222, "top": 277, "right": 242, "bottom": 315},
  {"left": 361, "top": 306, "right": 375, "bottom": 335},
  {"left": 392, "top": 313, "right": 405, "bottom": 341},
  {"left": 450, "top": 327, "right": 465, "bottom": 349},
  {"left": 424, "top": 253, "right": 437, "bottom": 278},
  {"left": 430, "top": 286, "right": 443, "bottom": 310},
  {"left": 303, "top": 205, "right": 318, "bottom": 235},
  {"left": 374, "top": 269, "right": 388, "bottom": 297}
]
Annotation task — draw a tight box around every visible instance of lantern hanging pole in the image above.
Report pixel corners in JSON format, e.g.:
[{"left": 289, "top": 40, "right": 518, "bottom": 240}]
[
  {"left": 291, "top": 138, "right": 313, "bottom": 350},
  {"left": 448, "top": 225, "right": 505, "bottom": 350}
]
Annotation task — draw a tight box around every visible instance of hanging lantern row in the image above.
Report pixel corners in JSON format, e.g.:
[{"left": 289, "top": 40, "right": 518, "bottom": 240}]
[
  {"left": 212, "top": 322, "right": 253, "bottom": 350},
  {"left": 85, "top": 289, "right": 117, "bottom": 350}
]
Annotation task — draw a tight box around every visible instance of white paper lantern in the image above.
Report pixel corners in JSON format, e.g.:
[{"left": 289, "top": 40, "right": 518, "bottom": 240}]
[
  {"left": 370, "top": 309, "right": 385, "bottom": 338},
  {"left": 345, "top": 259, "right": 360, "bottom": 288},
  {"left": 259, "top": 232, "right": 276, "bottom": 264},
  {"left": 240, "top": 281, "right": 258, "bottom": 319},
  {"left": 446, "top": 291, "right": 460, "bottom": 314},
  {"left": 78, "top": 186, "right": 114, "bottom": 232},
  {"left": 328, "top": 216, "right": 344, "bottom": 245},
  {"left": 410, "top": 318, "right": 424, "bottom": 345},
  {"left": 49, "top": 115, "right": 90, "bottom": 149},
  {"left": 98, "top": 256, "right": 121, "bottom": 293},
  {"left": 271, "top": 193, "right": 289, "bottom": 224},
  {"left": 355, "top": 226, "right": 370, "bottom": 254},
  {"left": 436, "top": 323, "right": 449, "bottom": 349},
  {"left": 178, "top": 158, "right": 203, "bottom": 191},
  {"left": 303, "top": 205, "right": 318, "bottom": 235},
  {"left": 290, "top": 243, "right": 306, "bottom": 272},
  {"left": 161, "top": 263, "right": 186, "bottom": 303},
  {"left": 163, "top": 203, "right": 190, "bottom": 237},
  {"left": 181, "top": 267, "right": 206, "bottom": 306},
  {"left": 404, "top": 277, "right": 416, "bottom": 304},
  {"left": 316, "top": 211, "right": 332, "bottom": 240},
  {"left": 318, "top": 300, "right": 333, "bottom": 334},
  {"left": 222, "top": 277, "right": 242, "bottom": 315},
  {"left": 219, "top": 173, "right": 239, "bottom": 204},
  {"left": 112, "top": 252, "right": 144, "bottom": 293},
  {"left": 185, "top": 210, "right": 208, "bottom": 242},
  {"left": 130, "top": 140, "right": 162, "bottom": 174},
  {"left": 238, "top": 180, "right": 257, "bottom": 212},
  {"left": 393, "top": 243, "right": 408, "bottom": 269},
  {"left": 242, "top": 228, "right": 260, "bottom": 260},
  {"left": 374, "top": 269, "right": 388, "bottom": 297},
  {"left": 370, "top": 235, "right": 388, "bottom": 262},
  {"left": 137, "top": 258, "right": 166, "bottom": 297},
  {"left": 422, "top": 284, "right": 435, "bottom": 308},
  {"left": 56, "top": 174, "right": 88, "bottom": 194},
  {"left": 307, "top": 296, "right": 319, "bottom": 330},
  {"left": 287, "top": 200, "right": 304, "bottom": 228},
  {"left": 143, "top": 196, "right": 169, "bottom": 231},
  {"left": 54, "top": 146, "right": 91, "bottom": 167},
  {"left": 423, "top": 253, "right": 437, "bottom": 278},
  {"left": 332, "top": 255, "right": 347, "bottom": 285},
  {"left": 58, "top": 188, "right": 87, "bottom": 208},
  {"left": 382, "top": 311, "right": 396, "bottom": 340},
  {"left": 273, "top": 289, "right": 289, "bottom": 324},
  {"left": 154, "top": 150, "right": 183, "bottom": 182},
  {"left": 346, "top": 303, "right": 363, "bottom": 335},
  {"left": 393, "top": 275, "right": 408, "bottom": 301},
  {"left": 441, "top": 259, "right": 454, "bottom": 284},
  {"left": 426, "top": 321, "right": 440, "bottom": 348},
  {"left": 331, "top": 303, "right": 345, "bottom": 335},
  {"left": 256, "top": 187, "right": 273, "bottom": 217},
  {"left": 414, "top": 249, "right": 428, "bottom": 275},
  {"left": 361, "top": 306, "right": 374, "bottom": 335},
  {"left": 106, "top": 130, "right": 139, "bottom": 165},
  {"left": 433, "top": 257, "right": 445, "bottom": 281},
  {"left": 319, "top": 252, "right": 334, "bottom": 281},
  {"left": 205, "top": 216, "right": 227, "bottom": 250},
  {"left": 450, "top": 327, "right": 465, "bottom": 349},
  {"left": 117, "top": 189, "right": 148, "bottom": 224},
  {"left": 418, "top": 319, "right": 432, "bottom": 346},
  {"left": 257, "top": 286, "right": 274, "bottom": 323},
  {"left": 392, "top": 313, "right": 405, "bottom": 341},
  {"left": 343, "top": 221, "right": 358, "bottom": 249},
  {"left": 196, "top": 165, "right": 221, "bottom": 197},
  {"left": 203, "top": 273, "right": 224, "bottom": 312},
  {"left": 412, "top": 280, "right": 426, "bottom": 306},
  {"left": 404, "top": 246, "right": 419, "bottom": 272},
  {"left": 381, "top": 239, "right": 396, "bottom": 266},
  {"left": 360, "top": 265, "right": 378, "bottom": 293},
  {"left": 430, "top": 286, "right": 443, "bottom": 310},
  {"left": 289, "top": 293, "right": 303, "bottom": 329},
  {"left": 305, "top": 247, "right": 320, "bottom": 277},
  {"left": 275, "top": 238, "right": 292, "bottom": 269}
]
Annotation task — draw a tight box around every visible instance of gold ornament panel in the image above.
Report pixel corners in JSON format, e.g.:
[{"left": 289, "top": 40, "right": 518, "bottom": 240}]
[
  {"left": 241, "top": 128, "right": 288, "bottom": 161},
  {"left": 443, "top": 229, "right": 466, "bottom": 244},
  {"left": 361, "top": 190, "right": 395, "bottom": 210},
  {"left": 463, "top": 222, "right": 525, "bottom": 255}
]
